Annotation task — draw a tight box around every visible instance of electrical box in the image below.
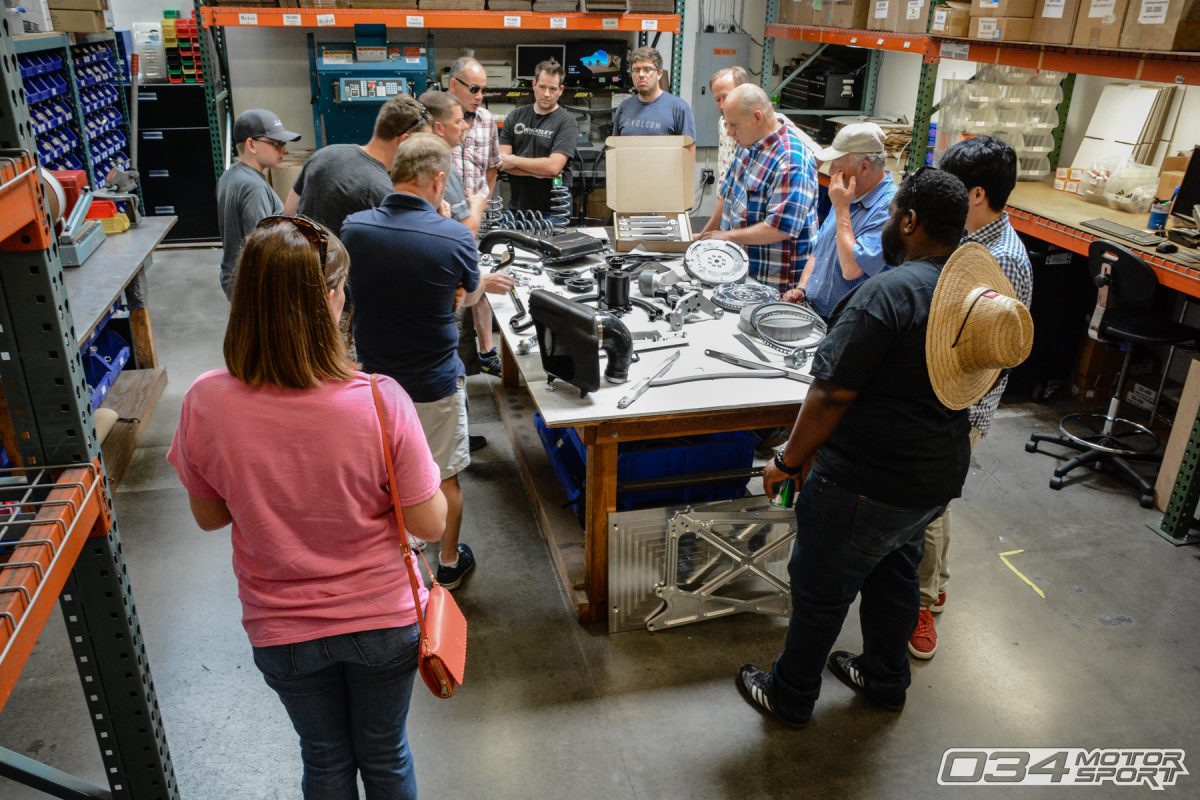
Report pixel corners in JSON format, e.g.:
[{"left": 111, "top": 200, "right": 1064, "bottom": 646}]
[
  {"left": 309, "top": 26, "right": 430, "bottom": 147},
  {"left": 691, "top": 32, "right": 753, "bottom": 148}
]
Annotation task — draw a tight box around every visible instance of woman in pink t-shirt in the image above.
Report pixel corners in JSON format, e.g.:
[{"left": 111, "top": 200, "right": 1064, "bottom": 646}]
[{"left": 168, "top": 217, "right": 446, "bottom": 800}]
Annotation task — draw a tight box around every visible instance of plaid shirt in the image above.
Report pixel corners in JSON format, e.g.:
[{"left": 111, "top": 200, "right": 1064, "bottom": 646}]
[
  {"left": 965, "top": 212, "right": 1033, "bottom": 434},
  {"left": 719, "top": 124, "right": 819, "bottom": 292},
  {"left": 717, "top": 114, "right": 819, "bottom": 187},
  {"left": 453, "top": 105, "right": 501, "bottom": 196}
]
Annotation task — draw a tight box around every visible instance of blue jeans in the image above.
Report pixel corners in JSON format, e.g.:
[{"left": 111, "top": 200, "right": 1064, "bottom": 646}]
[
  {"left": 771, "top": 471, "right": 946, "bottom": 721},
  {"left": 252, "top": 625, "right": 421, "bottom": 800}
]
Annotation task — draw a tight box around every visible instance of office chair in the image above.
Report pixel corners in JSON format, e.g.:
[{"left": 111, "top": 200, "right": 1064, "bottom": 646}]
[{"left": 1026, "top": 240, "right": 1200, "bottom": 508}]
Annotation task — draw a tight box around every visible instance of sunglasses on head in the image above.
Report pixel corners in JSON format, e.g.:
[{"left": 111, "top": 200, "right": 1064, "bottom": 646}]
[
  {"left": 257, "top": 214, "right": 329, "bottom": 266},
  {"left": 454, "top": 76, "right": 485, "bottom": 95}
]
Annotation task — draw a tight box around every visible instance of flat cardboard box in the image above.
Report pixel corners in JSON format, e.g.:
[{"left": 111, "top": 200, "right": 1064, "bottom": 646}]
[
  {"left": 969, "top": 14, "right": 1035, "bottom": 36},
  {"left": 971, "top": 0, "right": 1037, "bottom": 16},
  {"left": 18, "top": 0, "right": 52, "bottom": 32},
  {"left": 605, "top": 135, "right": 696, "bottom": 253},
  {"left": 1155, "top": 356, "right": 1200, "bottom": 512},
  {"left": 1158, "top": 170, "right": 1185, "bottom": 200},
  {"left": 868, "top": 0, "right": 931, "bottom": 32},
  {"left": 818, "top": 0, "right": 871, "bottom": 27},
  {"left": 778, "top": 0, "right": 815, "bottom": 24},
  {"left": 1072, "top": 0, "right": 1129, "bottom": 45},
  {"left": 47, "top": 0, "right": 106, "bottom": 10},
  {"left": 931, "top": 1, "right": 973, "bottom": 33},
  {"left": 48, "top": 8, "right": 107, "bottom": 31},
  {"left": 1120, "top": 0, "right": 1200, "bottom": 50},
  {"left": 1031, "top": 0, "right": 1082, "bottom": 40}
]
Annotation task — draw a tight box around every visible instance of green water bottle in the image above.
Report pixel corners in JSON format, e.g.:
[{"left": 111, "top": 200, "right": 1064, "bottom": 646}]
[{"left": 772, "top": 478, "right": 796, "bottom": 509}]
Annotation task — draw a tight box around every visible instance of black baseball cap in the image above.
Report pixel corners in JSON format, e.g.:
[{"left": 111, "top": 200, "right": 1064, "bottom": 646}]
[{"left": 233, "top": 108, "right": 301, "bottom": 144}]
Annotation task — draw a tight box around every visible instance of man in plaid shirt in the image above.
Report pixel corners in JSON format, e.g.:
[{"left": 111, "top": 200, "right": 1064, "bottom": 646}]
[
  {"left": 448, "top": 57, "right": 505, "bottom": 378},
  {"left": 697, "top": 84, "right": 818, "bottom": 293},
  {"left": 909, "top": 136, "right": 1033, "bottom": 661}
]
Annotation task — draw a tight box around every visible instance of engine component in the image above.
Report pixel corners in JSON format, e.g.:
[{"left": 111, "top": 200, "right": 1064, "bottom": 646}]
[
  {"left": 684, "top": 240, "right": 750, "bottom": 285},
  {"left": 477, "top": 228, "right": 605, "bottom": 266},
  {"left": 711, "top": 282, "right": 780, "bottom": 311},
  {"left": 666, "top": 288, "right": 725, "bottom": 331},
  {"left": 738, "top": 302, "right": 827, "bottom": 356},
  {"left": 638, "top": 264, "right": 683, "bottom": 298},
  {"left": 529, "top": 290, "right": 633, "bottom": 397}
]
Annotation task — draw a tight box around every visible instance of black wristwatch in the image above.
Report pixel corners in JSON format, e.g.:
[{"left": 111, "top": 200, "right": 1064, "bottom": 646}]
[{"left": 774, "top": 451, "right": 803, "bottom": 476}]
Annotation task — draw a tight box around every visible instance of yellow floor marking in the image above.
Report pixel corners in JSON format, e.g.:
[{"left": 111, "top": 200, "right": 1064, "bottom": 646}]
[{"left": 999, "top": 549, "right": 1046, "bottom": 599}]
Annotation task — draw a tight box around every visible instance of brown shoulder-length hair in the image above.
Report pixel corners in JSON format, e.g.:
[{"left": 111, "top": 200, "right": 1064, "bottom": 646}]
[{"left": 224, "top": 221, "right": 353, "bottom": 388}]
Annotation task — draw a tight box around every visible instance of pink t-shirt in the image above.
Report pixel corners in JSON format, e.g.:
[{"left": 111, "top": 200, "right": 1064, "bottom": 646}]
[{"left": 167, "top": 370, "right": 441, "bottom": 647}]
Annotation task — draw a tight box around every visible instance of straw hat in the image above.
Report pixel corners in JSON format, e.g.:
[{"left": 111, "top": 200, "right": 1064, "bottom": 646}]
[{"left": 926, "top": 242, "right": 1034, "bottom": 410}]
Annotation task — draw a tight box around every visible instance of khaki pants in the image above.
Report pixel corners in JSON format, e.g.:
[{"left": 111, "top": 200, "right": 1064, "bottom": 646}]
[{"left": 919, "top": 426, "right": 983, "bottom": 609}]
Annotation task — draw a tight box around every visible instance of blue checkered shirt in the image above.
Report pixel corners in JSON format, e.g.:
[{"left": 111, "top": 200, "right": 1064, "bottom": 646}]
[
  {"left": 719, "top": 124, "right": 819, "bottom": 293},
  {"left": 805, "top": 174, "right": 897, "bottom": 318},
  {"left": 965, "top": 212, "right": 1033, "bottom": 434}
]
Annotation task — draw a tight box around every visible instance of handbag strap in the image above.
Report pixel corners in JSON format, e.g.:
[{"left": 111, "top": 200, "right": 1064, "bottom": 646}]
[{"left": 370, "top": 374, "right": 437, "bottom": 637}]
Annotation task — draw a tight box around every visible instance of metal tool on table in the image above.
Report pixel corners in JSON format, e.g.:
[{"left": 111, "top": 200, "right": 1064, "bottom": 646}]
[
  {"left": 617, "top": 350, "right": 681, "bottom": 409},
  {"left": 734, "top": 333, "right": 771, "bottom": 362},
  {"left": 704, "top": 349, "right": 813, "bottom": 383},
  {"left": 666, "top": 287, "right": 725, "bottom": 331}
]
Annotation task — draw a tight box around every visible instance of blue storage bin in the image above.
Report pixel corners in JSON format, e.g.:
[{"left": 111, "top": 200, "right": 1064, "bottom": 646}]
[
  {"left": 533, "top": 412, "right": 757, "bottom": 526},
  {"left": 83, "top": 328, "right": 131, "bottom": 410}
]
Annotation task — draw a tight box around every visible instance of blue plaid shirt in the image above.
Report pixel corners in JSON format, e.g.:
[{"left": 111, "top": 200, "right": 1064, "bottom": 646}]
[
  {"left": 805, "top": 173, "right": 897, "bottom": 318},
  {"left": 965, "top": 212, "right": 1033, "bottom": 434},
  {"left": 719, "top": 124, "right": 819, "bottom": 292}
]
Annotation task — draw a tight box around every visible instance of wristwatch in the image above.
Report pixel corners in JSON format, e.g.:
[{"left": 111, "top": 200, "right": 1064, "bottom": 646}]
[{"left": 773, "top": 450, "right": 803, "bottom": 476}]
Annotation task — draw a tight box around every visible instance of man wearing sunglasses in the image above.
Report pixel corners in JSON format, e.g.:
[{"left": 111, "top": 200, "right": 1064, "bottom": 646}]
[
  {"left": 610, "top": 47, "right": 696, "bottom": 139},
  {"left": 216, "top": 108, "right": 301, "bottom": 299}
]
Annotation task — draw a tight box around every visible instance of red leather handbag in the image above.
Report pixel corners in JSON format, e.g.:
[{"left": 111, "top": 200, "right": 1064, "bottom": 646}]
[{"left": 371, "top": 376, "right": 468, "bottom": 699}]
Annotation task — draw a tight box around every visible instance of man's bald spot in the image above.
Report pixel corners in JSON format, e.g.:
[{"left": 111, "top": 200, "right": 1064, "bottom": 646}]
[{"left": 726, "top": 84, "right": 774, "bottom": 119}]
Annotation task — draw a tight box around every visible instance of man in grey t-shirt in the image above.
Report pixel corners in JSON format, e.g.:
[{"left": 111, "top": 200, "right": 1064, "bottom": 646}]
[
  {"left": 611, "top": 47, "right": 696, "bottom": 138},
  {"left": 216, "top": 108, "right": 300, "bottom": 299}
]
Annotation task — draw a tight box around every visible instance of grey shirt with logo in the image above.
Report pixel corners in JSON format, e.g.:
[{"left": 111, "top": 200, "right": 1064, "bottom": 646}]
[
  {"left": 611, "top": 92, "right": 697, "bottom": 138},
  {"left": 216, "top": 161, "right": 282, "bottom": 300},
  {"left": 498, "top": 104, "right": 577, "bottom": 213}
]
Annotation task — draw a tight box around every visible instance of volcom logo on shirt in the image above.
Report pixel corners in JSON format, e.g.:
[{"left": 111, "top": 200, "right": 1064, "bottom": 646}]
[
  {"left": 625, "top": 119, "right": 665, "bottom": 131},
  {"left": 513, "top": 122, "right": 556, "bottom": 138}
]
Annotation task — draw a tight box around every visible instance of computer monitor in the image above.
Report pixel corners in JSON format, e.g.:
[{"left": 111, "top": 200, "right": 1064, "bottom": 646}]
[
  {"left": 565, "top": 40, "right": 628, "bottom": 90},
  {"left": 515, "top": 45, "right": 566, "bottom": 82},
  {"left": 1170, "top": 145, "right": 1200, "bottom": 226}
]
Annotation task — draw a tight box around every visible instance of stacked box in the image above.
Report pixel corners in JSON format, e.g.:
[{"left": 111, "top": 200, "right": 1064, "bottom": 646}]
[
  {"left": 818, "top": 0, "right": 872, "bottom": 27},
  {"left": 969, "top": 0, "right": 1036, "bottom": 38},
  {"left": 867, "top": 0, "right": 931, "bottom": 32},
  {"left": 778, "top": 0, "right": 816, "bottom": 23},
  {"left": 1120, "top": 0, "right": 1200, "bottom": 51},
  {"left": 1030, "top": 0, "right": 1082, "bottom": 42},
  {"left": 931, "top": 1, "right": 973, "bottom": 33},
  {"left": 1072, "top": 0, "right": 1129, "bottom": 44}
]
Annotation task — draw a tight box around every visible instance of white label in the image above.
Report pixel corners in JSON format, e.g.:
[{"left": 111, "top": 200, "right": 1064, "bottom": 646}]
[
  {"left": 602, "top": 17, "right": 619, "bottom": 28},
  {"left": 405, "top": 57, "right": 420, "bottom": 63},
  {"left": 875, "top": 0, "right": 889, "bottom": 18},
  {"left": 282, "top": 13, "right": 302, "bottom": 25},
  {"left": 504, "top": 15, "right": 521, "bottom": 27},
  {"left": 979, "top": 0, "right": 999, "bottom": 6},
  {"left": 641, "top": 18, "right": 659, "bottom": 29},
  {"left": 1088, "top": 0, "right": 1116, "bottom": 17},
  {"left": 550, "top": 16, "right": 567, "bottom": 28},
  {"left": 906, "top": 0, "right": 923, "bottom": 19},
  {"left": 1138, "top": 0, "right": 1169, "bottom": 24},
  {"left": 238, "top": 12, "right": 257, "bottom": 24},
  {"left": 1042, "top": 0, "right": 1066, "bottom": 17},
  {"left": 941, "top": 40, "right": 971, "bottom": 58},
  {"left": 933, "top": 7, "right": 949, "bottom": 28},
  {"left": 978, "top": 17, "right": 998, "bottom": 37},
  {"left": 316, "top": 13, "right": 336, "bottom": 26},
  {"left": 406, "top": 15, "right": 424, "bottom": 27}
]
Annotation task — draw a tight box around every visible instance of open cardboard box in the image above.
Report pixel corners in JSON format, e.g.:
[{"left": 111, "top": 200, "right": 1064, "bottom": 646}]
[{"left": 605, "top": 135, "right": 696, "bottom": 253}]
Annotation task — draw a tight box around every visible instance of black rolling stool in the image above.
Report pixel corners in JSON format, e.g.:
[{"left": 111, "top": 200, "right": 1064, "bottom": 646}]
[{"left": 1026, "top": 240, "right": 1200, "bottom": 508}]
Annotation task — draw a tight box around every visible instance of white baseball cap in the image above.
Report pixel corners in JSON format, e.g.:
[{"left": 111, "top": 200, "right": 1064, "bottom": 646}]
[{"left": 815, "top": 122, "right": 887, "bottom": 162}]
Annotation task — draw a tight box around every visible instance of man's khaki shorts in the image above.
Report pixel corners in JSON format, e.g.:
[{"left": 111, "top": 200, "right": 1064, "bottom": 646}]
[{"left": 413, "top": 376, "right": 470, "bottom": 481}]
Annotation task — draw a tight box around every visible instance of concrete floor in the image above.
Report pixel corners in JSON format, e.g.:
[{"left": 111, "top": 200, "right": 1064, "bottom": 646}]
[{"left": 2, "top": 247, "right": 1199, "bottom": 800}]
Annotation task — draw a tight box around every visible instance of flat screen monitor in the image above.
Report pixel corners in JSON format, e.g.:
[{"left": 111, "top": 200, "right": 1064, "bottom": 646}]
[
  {"left": 565, "top": 40, "right": 628, "bottom": 89},
  {"left": 515, "top": 45, "right": 566, "bottom": 81},
  {"left": 1170, "top": 145, "right": 1200, "bottom": 226}
]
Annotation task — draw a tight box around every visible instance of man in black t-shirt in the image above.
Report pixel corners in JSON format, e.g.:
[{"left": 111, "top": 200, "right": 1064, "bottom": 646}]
[
  {"left": 736, "top": 169, "right": 973, "bottom": 728},
  {"left": 498, "top": 60, "right": 577, "bottom": 214}
]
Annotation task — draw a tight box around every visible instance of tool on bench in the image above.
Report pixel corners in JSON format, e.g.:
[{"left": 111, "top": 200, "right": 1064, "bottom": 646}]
[
  {"left": 734, "top": 333, "right": 771, "bottom": 362},
  {"left": 617, "top": 351, "right": 682, "bottom": 409},
  {"left": 705, "top": 349, "right": 813, "bottom": 384}
]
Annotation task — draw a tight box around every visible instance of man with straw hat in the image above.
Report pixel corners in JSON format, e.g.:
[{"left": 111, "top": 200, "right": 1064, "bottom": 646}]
[{"left": 735, "top": 168, "right": 1032, "bottom": 728}]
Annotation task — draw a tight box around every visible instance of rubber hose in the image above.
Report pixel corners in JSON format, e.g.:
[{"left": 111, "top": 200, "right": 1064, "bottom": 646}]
[{"left": 597, "top": 310, "right": 633, "bottom": 384}]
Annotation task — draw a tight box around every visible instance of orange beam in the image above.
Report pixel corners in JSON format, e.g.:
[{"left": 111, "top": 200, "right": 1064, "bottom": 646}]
[
  {"left": 0, "top": 152, "right": 53, "bottom": 252},
  {"left": 0, "top": 463, "right": 109, "bottom": 713},
  {"left": 765, "top": 23, "right": 932, "bottom": 56},
  {"left": 199, "top": 6, "right": 680, "bottom": 33}
]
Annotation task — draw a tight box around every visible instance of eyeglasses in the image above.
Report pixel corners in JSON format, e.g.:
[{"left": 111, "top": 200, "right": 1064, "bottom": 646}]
[
  {"left": 257, "top": 214, "right": 328, "bottom": 266},
  {"left": 631, "top": 66, "right": 660, "bottom": 75},
  {"left": 253, "top": 137, "right": 287, "bottom": 151},
  {"left": 453, "top": 76, "right": 485, "bottom": 95}
]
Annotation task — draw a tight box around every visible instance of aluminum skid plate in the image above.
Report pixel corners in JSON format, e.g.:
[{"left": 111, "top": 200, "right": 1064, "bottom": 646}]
[{"left": 608, "top": 497, "right": 796, "bottom": 633}]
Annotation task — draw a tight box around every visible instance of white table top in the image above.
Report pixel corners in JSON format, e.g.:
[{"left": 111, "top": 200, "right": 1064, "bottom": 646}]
[{"left": 489, "top": 245, "right": 812, "bottom": 428}]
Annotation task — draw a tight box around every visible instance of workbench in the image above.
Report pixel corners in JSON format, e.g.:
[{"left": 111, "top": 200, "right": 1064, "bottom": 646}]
[{"left": 489, "top": 246, "right": 807, "bottom": 623}]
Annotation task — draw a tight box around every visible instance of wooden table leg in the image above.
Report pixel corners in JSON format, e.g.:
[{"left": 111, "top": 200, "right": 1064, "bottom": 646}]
[
  {"left": 128, "top": 308, "right": 158, "bottom": 369},
  {"left": 582, "top": 436, "right": 618, "bottom": 624},
  {"left": 500, "top": 335, "right": 520, "bottom": 390}
]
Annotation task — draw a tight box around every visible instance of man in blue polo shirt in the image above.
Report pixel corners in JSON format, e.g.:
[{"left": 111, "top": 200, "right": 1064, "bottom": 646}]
[
  {"left": 785, "top": 123, "right": 896, "bottom": 318},
  {"left": 342, "top": 133, "right": 512, "bottom": 591}
]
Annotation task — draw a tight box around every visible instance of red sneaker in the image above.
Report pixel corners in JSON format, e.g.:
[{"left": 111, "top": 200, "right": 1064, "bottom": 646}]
[
  {"left": 908, "top": 608, "right": 938, "bottom": 659},
  {"left": 931, "top": 590, "right": 947, "bottom": 614}
]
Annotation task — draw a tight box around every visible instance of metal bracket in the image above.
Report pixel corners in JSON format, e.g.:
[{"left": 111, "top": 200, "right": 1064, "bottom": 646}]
[{"left": 666, "top": 289, "right": 724, "bottom": 331}]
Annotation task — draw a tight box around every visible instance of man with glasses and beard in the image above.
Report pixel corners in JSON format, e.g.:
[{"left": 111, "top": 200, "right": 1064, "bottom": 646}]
[
  {"left": 216, "top": 108, "right": 301, "bottom": 299},
  {"left": 611, "top": 47, "right": 696, "bottom": 138}
]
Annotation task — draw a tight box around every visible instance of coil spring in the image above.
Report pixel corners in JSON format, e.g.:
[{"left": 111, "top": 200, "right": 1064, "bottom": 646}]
[
  {"left": 481, "top": 195, "right": 506, "bottom": 232},
  {"left": 548, "top": 183, "right": 572, "bottom": 226}
]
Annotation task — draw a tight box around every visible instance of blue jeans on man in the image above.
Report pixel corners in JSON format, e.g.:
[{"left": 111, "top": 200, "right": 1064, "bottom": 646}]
[
  {"left": 252, "top": 624, "right": 421, "bottom": 800},
  {"left": 771, "top": 471, "right": 945, "bottom": 722}
]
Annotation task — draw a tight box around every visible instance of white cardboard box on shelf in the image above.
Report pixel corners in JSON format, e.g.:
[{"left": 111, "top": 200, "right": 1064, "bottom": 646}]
[{"left": 605, "top": 135, "right": 696, "bottom": 253}]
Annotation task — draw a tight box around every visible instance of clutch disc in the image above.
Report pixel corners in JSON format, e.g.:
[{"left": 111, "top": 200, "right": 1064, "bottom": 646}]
[
  {"left": 684, "top": 240, "right": 750, "bottom": 285},
  {"left": 741, "top": 302, "right": 827, "bottom": 353},
  {"left": 712, "top": 282, "right": 780, "bottom": 311}
]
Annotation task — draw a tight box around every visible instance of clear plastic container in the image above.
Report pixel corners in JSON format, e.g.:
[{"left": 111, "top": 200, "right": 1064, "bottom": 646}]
[
  {"left": 964, "top": 82, "right": 1003, "bottom": 106},
  {"left": 1025, "top": 108, "right": 1059, "bottom": 133},
  {"left": 961, "top": 106, "right": 997, "bottom": 131},
  {"left": 996, "top": 65, "right": 1036, "bottom": 85},
  {"left": 993, "top": 130, "right": 1025, "bottom": 150},
  {"left": 1031, "top": 70, "right": 1067, "bottom": 86},
  {"left": 1027, "top": 85, "right": 1064, "bottom": 106},
  {"left": 997, "top": 85, "right": 1033, "bottom": 109},
  {"left": 1021, "top": 133, "right": 1055, "bottom": 154},
  {"left": 992, "top": 108, "right": 1028, "bottom": 131},
  {"left": 1017, "top": 156, "right": 1051, "bottom": 181}
]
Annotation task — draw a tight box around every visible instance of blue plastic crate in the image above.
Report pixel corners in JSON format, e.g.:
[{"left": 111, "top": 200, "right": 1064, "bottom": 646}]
[
  {"left": 83, "top": 327, "right": 131, "bottom": 410},
  {"left": 533, "top": 413, "right": 757, "bottom": 526}
]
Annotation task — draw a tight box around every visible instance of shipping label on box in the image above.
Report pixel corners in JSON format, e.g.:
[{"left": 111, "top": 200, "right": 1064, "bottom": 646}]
[
  {"left": 1031, "top": 0, "right": 1082, "bottom": 40},
  {"left": 1072, "top": 0, "right": 1128, "bottom": 46},
  {"left": 1119, "top": 0, "right": 1200, "bottom": 51},
  {"left": 971, "top": 0, "right": 1037, "bottom": 16},
  {"left": 1066, "top": 179, "right": 1081, "bottom": 192},
  {"left": 932, "top": 1, "right": 974, "bottom": 32},
  {"left": 970, "top": 14, "right": 1036, "bottom": 36}
]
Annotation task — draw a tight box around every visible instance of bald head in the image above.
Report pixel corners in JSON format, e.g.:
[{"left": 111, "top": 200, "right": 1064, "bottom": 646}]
[{"left": 724, "top": 84, "right": 780, "bottom": 147}]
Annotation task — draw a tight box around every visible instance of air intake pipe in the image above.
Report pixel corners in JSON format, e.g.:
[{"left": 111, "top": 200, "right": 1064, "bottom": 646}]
[{"left": 596, "top": 310, "right": 633, "bottom": 384}]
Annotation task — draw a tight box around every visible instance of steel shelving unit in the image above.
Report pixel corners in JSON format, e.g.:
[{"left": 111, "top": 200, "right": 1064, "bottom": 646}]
[{"left": 0, "top": 17, "right": 179, "bottom": 800}]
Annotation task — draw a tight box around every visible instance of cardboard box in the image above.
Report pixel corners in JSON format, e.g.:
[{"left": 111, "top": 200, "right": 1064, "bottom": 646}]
[
  {"left": 969, "top": 14, "right": 1036, "bottom": 36},
  {"left": 778, "top": 0, "right": 815, "bottom": 24},
  {"left": 868, "top": 0, "right": 931, "bottom": 31},
  {"left": 1120, "top": 0, "right": 1200, "bottom": 50},
  {"left": 266, "top": 151, "right": 312, "bottom": 203},
  {"left": 1072, "top": 0, "right": 1129, "bottom": 45},
  {"left": 1158, "top": 170, "right": 1186, "bottom": 200},
  {"left": 1155, "top": 357, "right": 1200, "bottom": 511},
  {"left": 48, "top": 8, "right": 108, "bottom": 31},
  {"left": 1071, "top": 336, "right": 1126, "bottom": 401},
  {"left": 971, "top": 0, "right": 1037, "bottom": 16},
  {"left": 1031, "top": 0, "right": 1082, "bottom": 40},
  {"left": 605, "top": 135, "right": 696, "bottom": 253},
  {"left": 931, "top": 1, "right": 973, "bottom": 33},
  {"left": 818, "top": 0, "right": 872, "bottom": 27},
  {"left": 47, "top": 0, "right": 106, "bottom": 10},
  {"left": 18, "top": 0, "right": 52, "bottom": 32}
]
